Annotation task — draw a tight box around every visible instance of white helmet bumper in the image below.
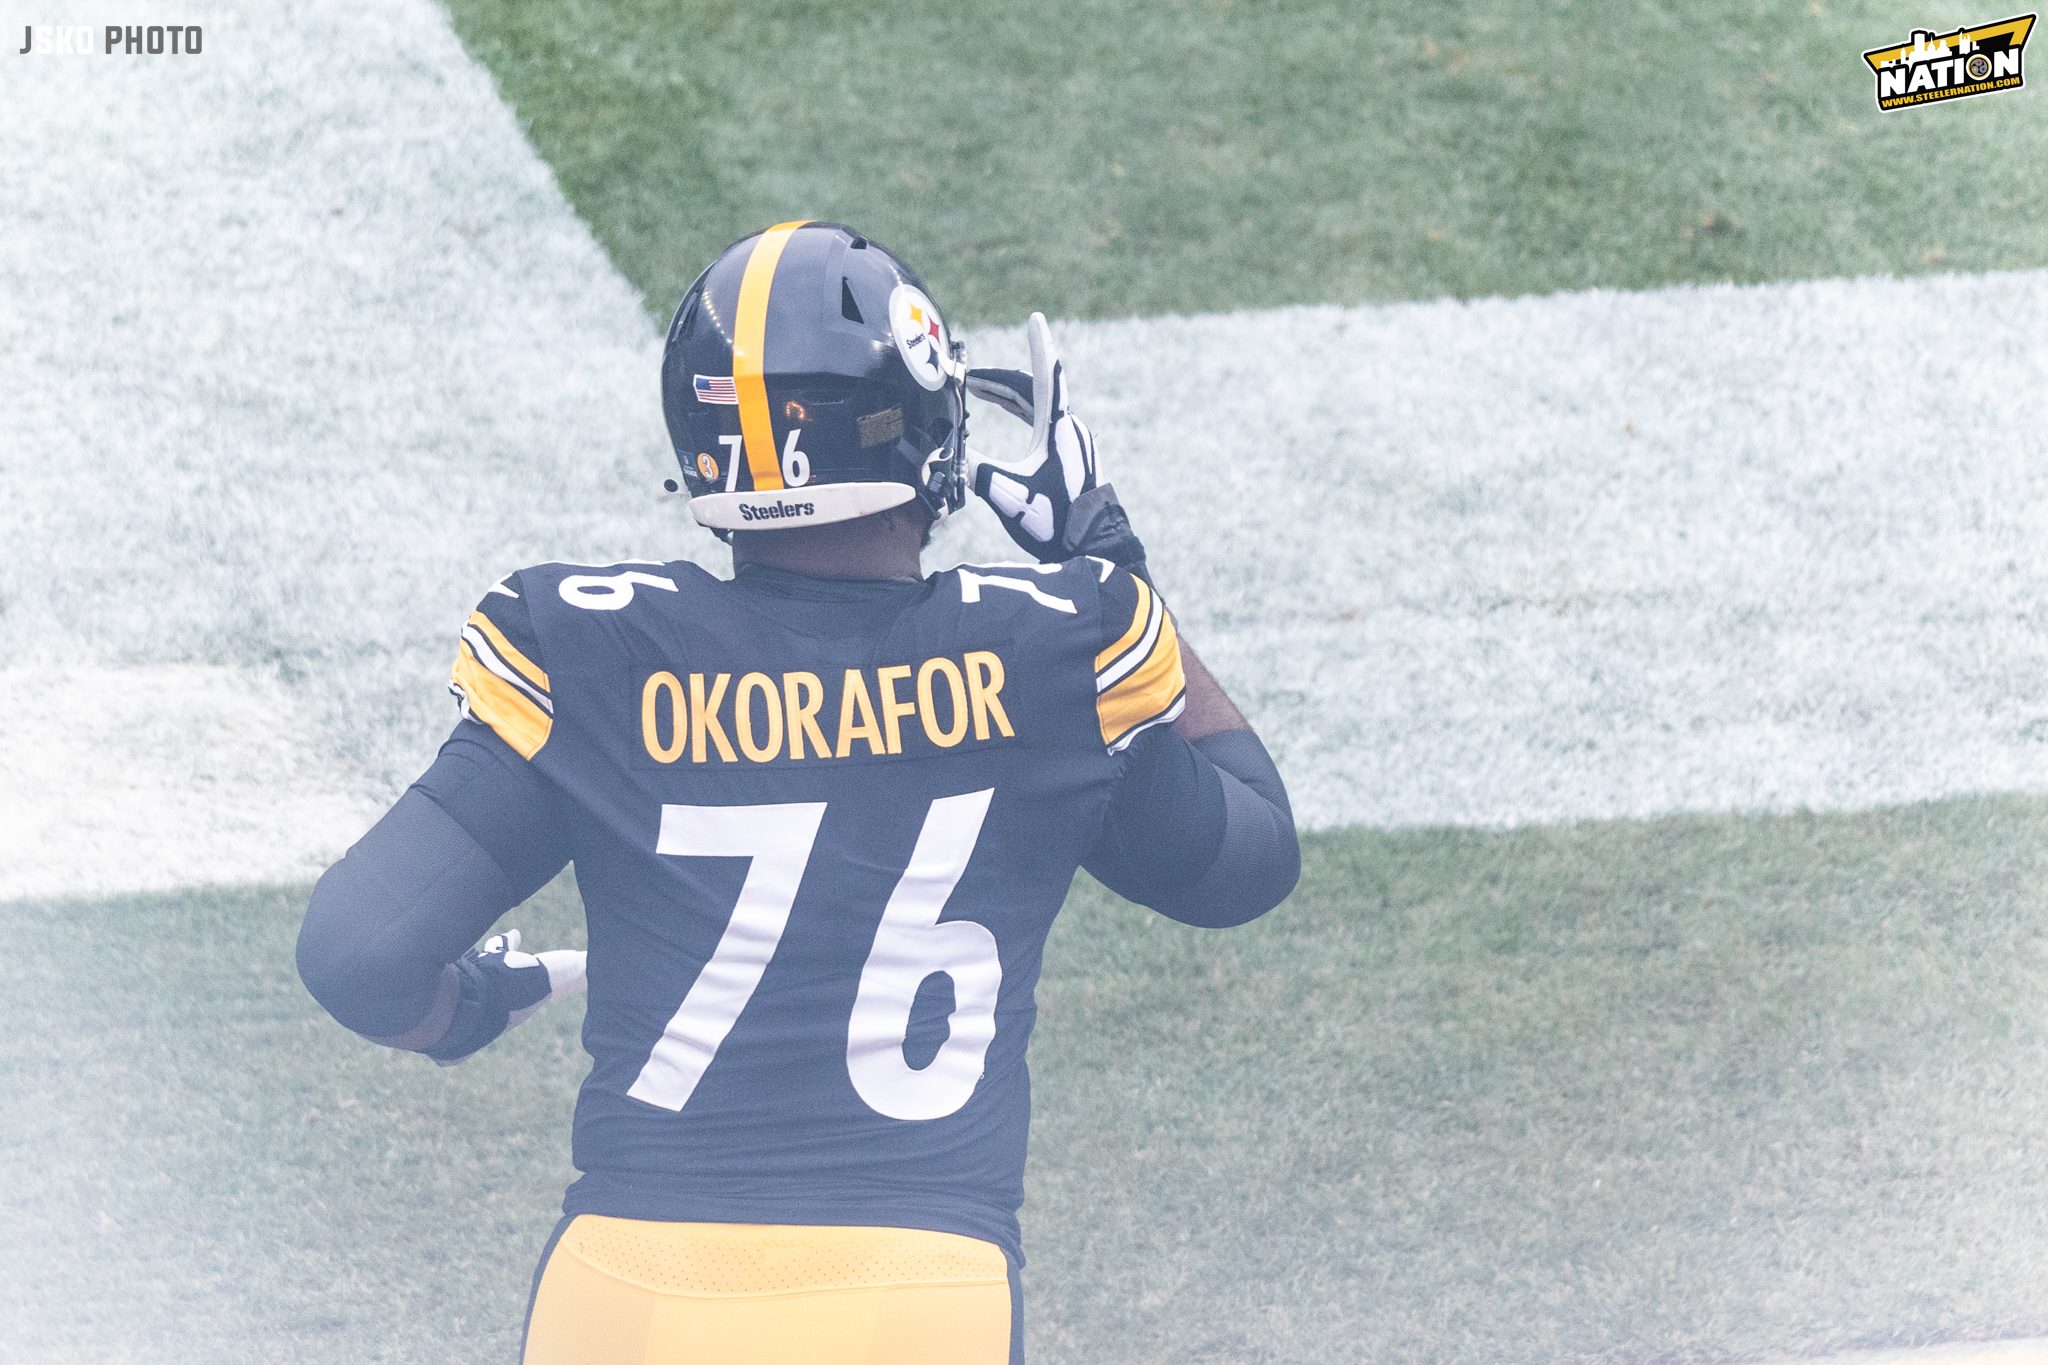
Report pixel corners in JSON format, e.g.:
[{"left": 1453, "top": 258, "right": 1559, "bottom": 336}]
[{"left": 688, "top": 481, "right": 921, "bottom": 531}]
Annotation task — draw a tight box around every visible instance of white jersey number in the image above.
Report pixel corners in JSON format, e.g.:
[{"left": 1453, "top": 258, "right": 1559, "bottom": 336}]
[
  {"left": 846, "top": 789, "right": 1001, "bottom": 1120},
  {"left": 558, "top": 568, "right": 679, "bottom": 612},
  {"left": 958, "top": 565, "right": 1076, "bottom": 615},
  {"left": 626, "top": 802, "right": 827, "bottom": 1112},
  {"left": 628, "top": 792, "right": 1003, "bottom": 1122}
]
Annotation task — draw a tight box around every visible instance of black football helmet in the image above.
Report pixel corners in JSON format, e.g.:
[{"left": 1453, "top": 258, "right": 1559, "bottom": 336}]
[{"left": 660, "top": 221, "right": 968, "bottom": 532}]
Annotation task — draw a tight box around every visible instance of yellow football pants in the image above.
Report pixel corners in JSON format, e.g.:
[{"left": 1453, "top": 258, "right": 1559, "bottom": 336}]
[{"left": 521, "top": 1216, "right": 1014, "bottom": 1365}]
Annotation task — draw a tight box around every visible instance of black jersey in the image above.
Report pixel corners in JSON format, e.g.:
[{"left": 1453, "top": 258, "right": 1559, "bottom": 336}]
[{"left": 448, "top": 556, "right": 1184, "bottom": 1258}]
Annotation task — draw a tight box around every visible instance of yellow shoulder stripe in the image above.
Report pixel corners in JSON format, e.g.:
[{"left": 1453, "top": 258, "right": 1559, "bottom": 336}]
[
  {"left": 466, "top": 610, "right": 549, "bottom": 692},
  {"left": 1098, "top": 607, "right": 1184, "bottom": 746},
  {"left": 1094, "top": 575, "right": 1155, "bottom": 674},
  {"left": 452, "top": 641, "right": 552, "bottom": 759}
]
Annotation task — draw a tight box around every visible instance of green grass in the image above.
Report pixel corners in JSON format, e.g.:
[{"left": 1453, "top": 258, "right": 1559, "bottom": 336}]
[
  {"left": 443, "top": 0, "right": 2048, "bottom": 324},
  {"left": 9, "top": 798, "right": 2048, "bottom": 1362}
]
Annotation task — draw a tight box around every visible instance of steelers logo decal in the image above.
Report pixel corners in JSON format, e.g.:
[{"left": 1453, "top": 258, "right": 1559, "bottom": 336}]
[
  {"left": 696, "top": 451, "right": 719, "bottom": 481},
  {"left": 889, "top": 284, "right": 950, "bottom": 392}
]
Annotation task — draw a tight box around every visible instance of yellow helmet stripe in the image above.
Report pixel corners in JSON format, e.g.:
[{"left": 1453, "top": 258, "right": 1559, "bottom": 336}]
[{"left": 732, "top": 220, "right": 811, "bottom": 494}]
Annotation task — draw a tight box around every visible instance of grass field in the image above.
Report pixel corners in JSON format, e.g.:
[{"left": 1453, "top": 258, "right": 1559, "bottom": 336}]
[
  {"left": 12, "top": 0, "right": 2048, "bottom": 1360},
  {"left": 11, "top": 800, "right": 2048, "bottom": 1363},
  {"left": 446, "top": 0, "right": 2048, "bottom": 322}
]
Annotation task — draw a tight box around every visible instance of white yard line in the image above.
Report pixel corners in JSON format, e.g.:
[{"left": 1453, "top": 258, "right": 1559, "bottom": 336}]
[
  {"left": 0, "top": 0, "right": 696, "bottom": 740},
  {"left": 0, "top": 0, "right": 694, "bottom": 898},
  {"left": 0, "top": 667, "right": 384, "bottom": 899},
  {"left": 972, "top": 268, "right": 2048, "bottom": 829},
  {"left": 5, "top": 3, "right": 2048, "bottom": 901}
]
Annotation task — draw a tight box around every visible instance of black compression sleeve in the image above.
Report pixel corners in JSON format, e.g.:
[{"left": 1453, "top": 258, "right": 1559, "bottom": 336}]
[
  {"left": 295, "top": 723, "right": 571, "bottom": 1042},
  {"left": 1083, "top": 727, "right": 1299, "bottom": 927},
  {"left": 1085, "top": 726, "right": 1226, "bottom": 908},
  {"left": 414, "top": 724, "right": 575, "bottom": 895},
  {"left": 1177, "top": 730, "right": 1300, "bottom": 926}
]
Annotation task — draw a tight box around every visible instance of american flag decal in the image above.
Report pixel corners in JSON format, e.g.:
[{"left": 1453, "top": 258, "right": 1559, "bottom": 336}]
[{"left": 693, "top": 374, "right": 739, "bottom": 405}]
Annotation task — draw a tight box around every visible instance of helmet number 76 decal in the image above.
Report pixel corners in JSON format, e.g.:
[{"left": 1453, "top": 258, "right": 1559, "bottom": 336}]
[
  {"left": 716, "top": 435, "right": 743, "bottom": 491},
  {"left": 780, "top": 428, "right": 811, "bottom": 486},
  {"left": 715, "top": 429, "right": 812, "bottom": 489}
]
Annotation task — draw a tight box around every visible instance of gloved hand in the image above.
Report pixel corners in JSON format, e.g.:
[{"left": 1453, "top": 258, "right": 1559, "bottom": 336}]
[
  {"left": 965, "top": 313, "right": 1148, "bottom": 580},
  {"left": 425, "top": 930, "right": 587, "bottom": 1066}
]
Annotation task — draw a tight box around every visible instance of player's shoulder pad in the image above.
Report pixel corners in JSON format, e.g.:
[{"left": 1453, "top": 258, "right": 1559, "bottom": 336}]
[
  {"left": 450, "top": 559, "right": 718, "bottom": 759},
  {"left": 450, "top": 567, "right": 556, "bottom": 760},
  {"left": 1092, "top": 560, "right": 1186, "bottom": 753}
]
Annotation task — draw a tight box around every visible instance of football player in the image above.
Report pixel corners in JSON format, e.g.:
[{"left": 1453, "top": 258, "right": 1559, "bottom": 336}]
[{"left": 296, "top": 221, "right": 1299, "bottom": 1364}]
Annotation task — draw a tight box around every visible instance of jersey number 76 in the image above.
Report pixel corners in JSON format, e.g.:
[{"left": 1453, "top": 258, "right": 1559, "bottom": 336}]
[{"left": 626, "top": 790, "right": 1001, "bottom": 1122}]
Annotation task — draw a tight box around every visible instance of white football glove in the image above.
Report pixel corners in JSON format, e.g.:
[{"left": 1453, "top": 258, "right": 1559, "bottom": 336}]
[
  {"left": 966, "top": 313, "right": 1147, "bottom": 575},
  {"left": 427, "top": 930, "right": 587, "bottom": 1066}
]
